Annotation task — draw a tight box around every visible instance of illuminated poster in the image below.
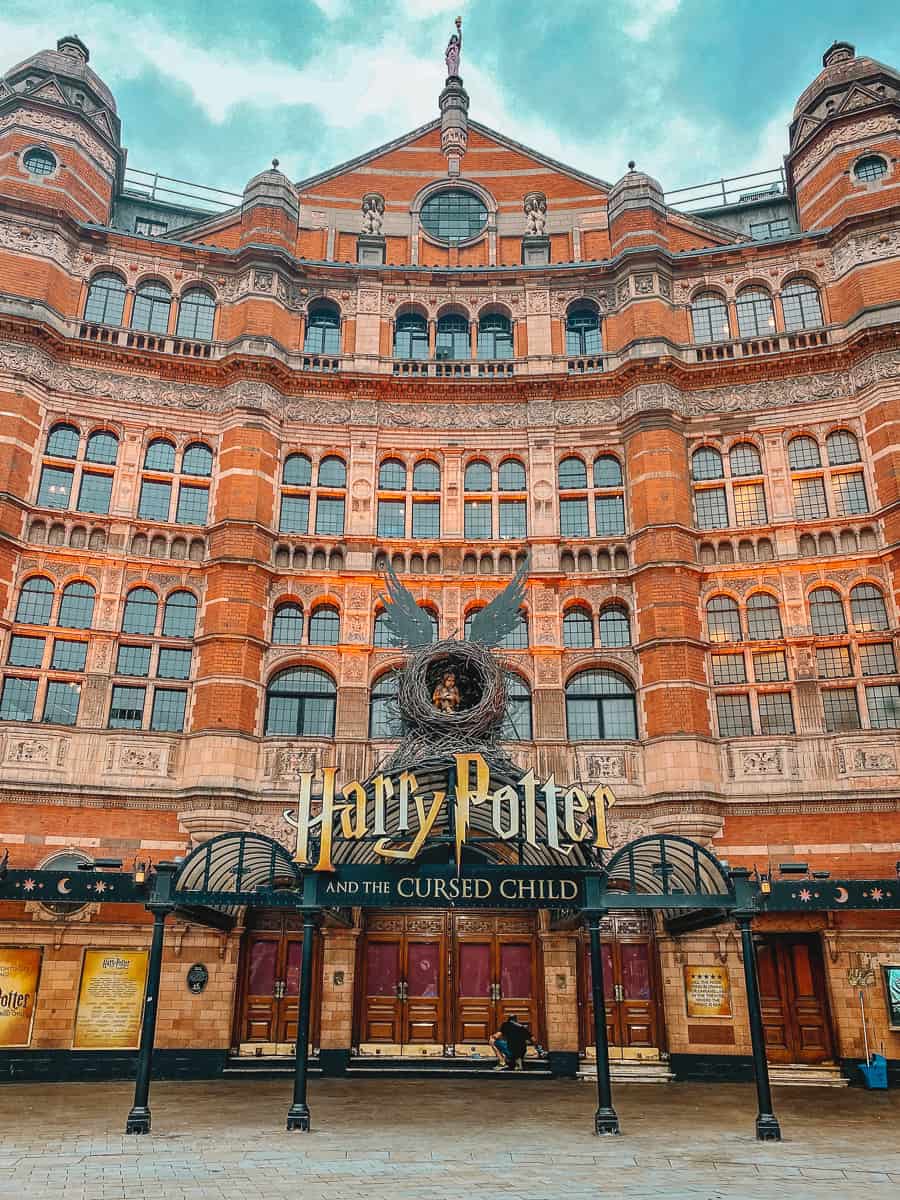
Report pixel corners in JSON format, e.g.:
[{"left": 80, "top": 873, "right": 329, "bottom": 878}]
[
  {"left": 0, "top": 947, "right": 43, "bottom": 1046},
  {"left": 73, "top": 949, "right": 148, "bottom": 1049},
  {"left": 684, "top": 965, "right": 732, "bottom": 1018}
]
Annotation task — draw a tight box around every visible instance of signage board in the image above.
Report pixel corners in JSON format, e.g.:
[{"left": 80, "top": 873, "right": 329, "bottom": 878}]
[
  {"left": 684, "top": 964, "right": 732, "bottom": 1018},
  {"left": 73, "top": 949, "right": 148, "bottom": 1050},
  {"left": 0, "top": 947, "right": 42, "bottom": 1046},
  {"left": 316, "top": 866, "right": 584, "bottom": 909}
]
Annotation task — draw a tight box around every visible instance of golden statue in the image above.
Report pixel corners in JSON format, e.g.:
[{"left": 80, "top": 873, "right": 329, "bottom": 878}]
[{"left": 432, "top": 670, "right": 461, "bottom": 714}]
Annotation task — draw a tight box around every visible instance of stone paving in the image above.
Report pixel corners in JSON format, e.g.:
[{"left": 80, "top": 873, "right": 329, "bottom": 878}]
[{"left": 0, "top": 1077, "right": 897, "bottom": 1199}]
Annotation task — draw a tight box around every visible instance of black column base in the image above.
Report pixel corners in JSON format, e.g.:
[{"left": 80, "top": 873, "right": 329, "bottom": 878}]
[
  {"left": 755, "top": 1113, "right": 782, "bottom": 1141},
  {"left": 125, "top": 1106, "right": 151, "bottom": 1135},
  {"left": 547, "top": 1050, "right": 579, "bottom": 1078},
  {"left": 286, "top": 1103, "right": 311, "bottom": 1132},
  {"left": 594, "top": 1106, "right": 621, "bottom": 1136}
]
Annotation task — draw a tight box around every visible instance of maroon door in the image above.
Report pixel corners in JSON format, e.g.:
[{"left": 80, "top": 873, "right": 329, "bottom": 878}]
[
  {"left": 756, "top": 935, "right": 834, "bottom": 1064},
  {"left": 360, "top": 932, "right": 446, "bottom": 1048},
  {"left": 579, "top": 919, "right": 660, "bottom": 1055},
  {"left": 238, "top": 928, "right": 319, "bottom": 1046}
]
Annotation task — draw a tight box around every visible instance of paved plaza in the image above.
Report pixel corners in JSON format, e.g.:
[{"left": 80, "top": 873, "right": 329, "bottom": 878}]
[{"left": 0, "top": 1077, "right": 897, "bottom": 1199}]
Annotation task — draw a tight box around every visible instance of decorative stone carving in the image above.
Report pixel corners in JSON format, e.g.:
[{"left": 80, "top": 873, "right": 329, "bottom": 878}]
[
  {"left": 361, "top": 193, "right": 385, "bottom": 236},
  {"left": 605, "top": 816, "right": 649, "bottom": 850},
  {"left": 741, "top": 749, "right": 783, "bottom": 776},
  {"left": 792, "top": 115, "right": 897, "bottom": 177},
  {"left": 8, "top": 739, "right": 49, "bottom": 764},
  {"left": 523, "top": 192, "right": 547, "bottom": 236},
  {"left": 253, "top": 271, "right": 274, "bottom": 292},
  {"left": 264, "top": 745, "right": 318, "bottom": 779},
  {"left": 584, "top": 752, "right": 627, "bottom": 779},
  {"left": 119, "top": 746, "right": 163, "bottom": 772},
  {"left": 833, "top": 228, "right": 900, "bottom": 277},
  {"left": 0, "top": 111, "right": 116, "bottom": 173}
]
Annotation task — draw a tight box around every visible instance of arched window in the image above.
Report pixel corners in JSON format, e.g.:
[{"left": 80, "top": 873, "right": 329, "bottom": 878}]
[
  {"left": 84, "top": 273, "right": 126, "bottom": 326},
  {"left": 265, "top": 666, "right": 336, "bottom": 737},
  {"left": 746, "top": 593, "right": 782, "bottom": 640},
  {"left": 373, "top": 610, "right": 397, "bottom": 648},
  {"left": 284, "top": 454, "right": 312, "bottom": 486},
  {"left": 850, "top": 584, "right": 889, "bottom": 632},
  {"left": 593, "top": 456, "right": 623, "bottom": 488},
  {"left": 707, "top": 596, "right": 742, "bottom": 642},
  {"left": 58, "top": 581, "right": 95, "bottom": 629},
  {"left": 692, "top": 447, "right": 724, "bottom": 481},
  {"left": 498, "top": 459, "right": 526, "bottom": 491},
  {"left": 781, "top": 280, "right": 823, "bottom": 331},
  {"left": 853, "top": 155, "right": 888, "bottom": 183},
  {"left": 85, "top": 430, "right": 118, "bottom": 465},
  {"left": 379, "top": 459, "right": 406, "bottom": 490},
  {"left": 318, "top": 456, "right": 346, "bottom": 488},
  {"left": 144, "top": 439, "right": 176, "bottom": 472},
  {"left": 826, "top": 430, "right": 860, "bottom": 466},
  {"left": 176, "top": 289, "right": 216, "bottom": 340},
  {"left": 410, "top": 462, "right": 439, "bottom": 495},
  {"left": 477, "top": 313, "right": 513, "bottom": 360},
  {"left": 369, "top": 672, "right": 402, "bottom": 738},
  {"left": 565, "top": 306, "right": 602, "bottom": 356},
  {"left": 729, "top": 443, "right": 762, "bottom": 477},
  {"left": 273, "top": 602, "right": 304, "bottom": 645},
  {"left": 394, "top": 312, "right": 429, "bottom": 360},
  {"left": 599, "top": 605, "right": 630, "bottom": 647},
  {"left": 735, "top": 287, "right": 775, "bottom": 338},
  {"left": 182, "top": 443, "right": 213, "bottom": 477},
  {"left": 15, "top": 576, "right": 54, "bottom": 625},
  {"left": 308, "top": 605, "right": 340, "bottom": 646},
  {"left": 131, "top": 280, "right": 172, "bottom": 334},
  {"left": 436, "top": 314, "right": 470, "bottom": 360},
  {"left": 563, "top": 606, "right": 594, "bottom": 648},
  {"left": 498, "top": 608, "right": 528, "bottom": 650},
  {"left": 464, "top": 608, "right": 483, "bottom": 640},
  {"left": 162, "top": 591, "right": 197, "bottom": 639},
  {"left": 122, "top": 587, "right": 158, "bottom": 635},
  {"left": 304, "top": 302, "right": 341, "bottom": 355},
  {"left": 809, "top": 587, "right": 846, "bottom": 635},
  {"left": 464, "top": 460, "right": 492, "bottom": 491},
  {"left": 23, "top": 147, "right": 56, "bottom": 176},
  {"left": 500, "top": 675, "right": 532, "bottom": 740},
  {"left": 558, "top": 457, "right": 587, "bottom": 489},
  {"left": 566, "top": 669, "right": 637, "bottom": 740},
  {"left": 46, "top": 424, "right": 79, "bottom": 459},
  {"left": 787, "top": 436, "right": 821, "bottom": 471},
  {"left": 691, "top": 292, "right": 730, "bottom": 343},
  {"left": 420, "top": 607, "right": 439, "bottom": 642}
]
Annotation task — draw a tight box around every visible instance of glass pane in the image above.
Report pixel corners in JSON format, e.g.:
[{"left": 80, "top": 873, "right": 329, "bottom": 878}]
[
  {"left": 248, "top": 939, "right": 278, "bottom": 995},
  {"left": 500, "top": 943, "right": 532, "bottom": 998},
  {"left": 620, "top": 944, "right": 651, "bottom": 1000},
  {"left": 458, "top": 942, "right": 491, "bottom": 997},
  {"left": 407, "top": 942, "right": 440, "bottom": 999},
  {"left": 367, "top": 941, "right": 400, "bottom": 996},
  {"left": 284, "top": 939, "right": 303, "bottom": 996},
  {"left": 601, "top": 943, "right": 614, "bottom": 994}
]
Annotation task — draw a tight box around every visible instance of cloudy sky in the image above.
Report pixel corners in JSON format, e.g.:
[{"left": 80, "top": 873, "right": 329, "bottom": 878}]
[{"left": 2, "top": 0, "right": 897, "bottom": 196}]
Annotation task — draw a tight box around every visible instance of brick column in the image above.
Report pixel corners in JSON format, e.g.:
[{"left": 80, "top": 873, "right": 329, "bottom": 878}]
[
  {"left": 539, "top": 929, "right": 580, "bottom": 1076},
  {"left": 318, "top": 926, "right": 361, "bottom": 1074}
]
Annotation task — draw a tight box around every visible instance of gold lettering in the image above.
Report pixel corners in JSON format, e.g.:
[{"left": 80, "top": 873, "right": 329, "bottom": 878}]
[
  {"left": 292, "top": 772, "right": 315, "bottom": 866},
  {"left": 492, "top": 784, "right": 519, "bottom": 839},
  {"left": 374, "top": 789, "right": 445, "bottom": 861},
  {"left": 398, "top": 771, "right": 418, "bottom": 833},
  {"left": 453, "top": 753, "right": 490, "bottom": 869},
  {"left": 339, "top": 780, "right": 368, "bottom": 839},
  {"left": 542, "top": 775, "right": 571, "bottom": 854},
  {"left": 372, "top": 774, "right": 393, "bottom": 837},
  {"left": 397, "top": 877, "right": 414, "bottom": 898},
  {"left": 313, "top": 767, "right": 339, "bottom": 872},
  {"left": 520, "top": 770, "right": 538, "bottom": 848},
  {"left": 562, "top": 786, "right": 591, "bottom": 843},
  {"left": 499, "top": 878, "right": 517, "bottom": 899},
  {"left": 591, "top": 785, "right": 615, "bottom": 849}
]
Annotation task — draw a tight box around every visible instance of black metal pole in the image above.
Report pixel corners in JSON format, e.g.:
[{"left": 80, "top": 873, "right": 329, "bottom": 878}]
[
  {"left": 286, "top": 911, "right": 318, "bottom": 1131},
  {"left": 588, "top": 917, "right": 620, "bottom": 1135},
  {"left": 125, "top": 906, "right": 168, "bottom": 1134},
  {"left": 737, "top": 914, "right": 781, "bottom": 1141}
]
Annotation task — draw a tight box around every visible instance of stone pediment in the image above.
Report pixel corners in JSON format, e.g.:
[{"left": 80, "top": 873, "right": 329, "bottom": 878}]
[
  {"left": 837, "top": 84, "right": 882, "bottom": 114},
  {"left": 790, "top": 114, "right": 821, "bottom": 151},
  {"left": 29, "top": 76, "right": 68, "bottom": 106}
]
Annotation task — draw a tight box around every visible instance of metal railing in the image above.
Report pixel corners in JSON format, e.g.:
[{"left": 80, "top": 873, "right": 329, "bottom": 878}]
[
  {"left": 664, "top": 167, "right": 788, "bottom": 213},
  {"left": 122, "top": 167, "right": 242, "bottom": 213}
]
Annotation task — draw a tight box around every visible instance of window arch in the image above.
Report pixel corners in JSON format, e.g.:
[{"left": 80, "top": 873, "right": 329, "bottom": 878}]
[
  {"left": 284, "top": 453, "right": 312, "bottom": 487},
  {"left": 318, "top": 456, "right": 346, "bottom": 488},
  {"left": 788, "top": 434, "right": 821, "bottom": 474},
  {"left": 84, "top": 429, "right": 118, "bottom": 465},
  {"left": 691, "top": 292, "right": 730, "bottom": 344},
  {"left": 304, "top": 302, "right": 341, "bottom": 355},
  {"left": 558, "top": 457, "right": 587, "bottom": 490},
  {"left": 58, "top": 581, "right": 95, "bottom": 629},
  {"left": 826, "top": 430, "right": 860, "bottom": 466},
  {"left": 412, "top": 459, "right": 440, "bottom": 492},
  {"left": 273, "top": 601, "right": 304, "bottom": 645},
  {"left": 500, "top": 674, "right": 532, "bottom": 740},
  {"left": 131, "top": 280, "right": 172, "bottom": 334},
  {"left": 122, "top": 587, "right": 158, "bottom": 635},
  {"left": 182, "top": 443, "right": 213, "bottom": 477},
  {"left": 498, "top": 608, "right": 528, "bottom": 650},
  {"left": 394, "top": 312, "right": 428, "bottom": 360},
  {"left": 477, "top": 312, "right": 513, "bottom": 360},
  {"left": 436, "top": 313, "right": 470, "bottom": 360},
  {"left": 563, "top": 606, "right": 594, "bottom": 648},
  {"left": 599, "top": 604, "right": 630, "bottom": 647},
  {"left": 369, "top": 671, "right": 402, "bottom": 738},
  {"left": 176, "top": 288, "right": 216, "bottom": 340},
  {"left": 735, "top": 287, "right": 775, "bottom": 338},
  {"left": 850, "top": 584, "right": 889, "bottom": 632},
  {"left": 565, "top": 305, "right": 602, "bottom": 356},
  {"left": 746, "top": 592, "right": 782, "bottom": 640},
  {"left": 162, "top": 591, "right": 197, "bottom": 639},
  {"left": 464, "top": 460, "right": 492, "bottom": 492},
  {"left": 707, "top": 595, "right": 742, "bottom": 642},
  {"left": 15, "top": 576, "right": 54, "bottom": 625},
  {"left": 379, "top": 459, "right": 407, "bottom": 490},
  {"left": 265, "top": 666, "right": 336, "bottom": 737},
  {"left": 308, "top": 604, "right": 340, "bottom": 646},
  {"left": 780, "top": 279, "right": 823, "bottom": 332},
  {"left": 853, "top": 155, "right": 888, "bottom": 183},
  {"left": 84, "top": 273, "right": 126, "bottom": 326},
  {"left": 692, "top": 447, "right": 723, "bottom": 481},
  {"left": 565, "top": 669, "right": 637, "bottom": 740},
  {"left": 498, "top": 459, "right": 526, "bottom": 491},
  {"left": 46, "top": 423, "right": 79, "bottom": 459},
  {"left": 729, "top": 442, "right": 762, "bottom": 477},
  {"left": 373, "top": 609, "right": 397, "bottom": 648},
  {"left": 144, "top": 438, "right": 176, "bottom": 472},
  {"left": 809, "top": 587, "right": 846, "bottom": 635},
  {"left": 593, "top": 456, "right": 623, "bottom": 489}
]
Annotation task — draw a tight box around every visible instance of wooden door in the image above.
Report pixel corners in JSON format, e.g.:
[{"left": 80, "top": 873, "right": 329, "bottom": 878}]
[
  {"left": 403, "top": 936, "right": 443, "bottom": 1046},
  {"left": 358, "top": 916, "right": 446, "bottom": 1050},
  {"left": 242, "top": 932, "right": 281, "bottom": 1043},
  {"left": 579, "top": 914, "right": 660, "bottom": 1058},
  {"left": 497, "top": 937, "right": 539, "bottom": 1036},
  {"left": 757, "top": 935, "right": 833, "bottom": 1065},
  {"left": 453, "top": 917, "right": 541, "bottom": 1048},
  {"left": 361, "top": 936, "right": 403, "bottom": 1044},
  {"left": 455, "top": 937, "right": 494, "bottom": 1043},
  {"left": 236, "top": 921, "right": 320, "bottom": 1050}
]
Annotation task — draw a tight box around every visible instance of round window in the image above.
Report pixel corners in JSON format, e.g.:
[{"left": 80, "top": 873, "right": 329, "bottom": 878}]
[
  {"left": 23, "top": 148, "right": 57, "bottom": 176},
  {"left": 420, "top": 189, "right": 488, "bottom": 243},
  {"left": 38, "top": 850, "right": 91, "bottom": 915},
  {"left": 853, "top": 155, "right": 887, "bottom": 183}
]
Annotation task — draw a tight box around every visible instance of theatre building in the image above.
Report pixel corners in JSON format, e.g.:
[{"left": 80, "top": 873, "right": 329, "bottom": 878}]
[{"left": 0, "top": 32, "right": 899, "bottom": 1090}]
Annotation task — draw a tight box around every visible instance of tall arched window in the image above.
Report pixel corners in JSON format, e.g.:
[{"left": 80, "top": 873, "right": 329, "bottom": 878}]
[
  {"left": 464, "top": 460, "right": 492, "bottom": 491},
  {"left": 692, "top": 447, "right": 724, "bottom": 481},
  {"left": 58, "top": 581, "right": 95, "bottom": 629},
  {"left": 131, "top": 281, "right": 172, "bottom": 334},
  {"left": 826, "top": 430, "right": 860, "bottom": 466},
  {"left": 265, "top": 667, "right": 336, "bottom": 736},
  {"left": 498, "top": 459, "right": 526, "bottom": 491},
  {"left": 122, "top": 587, "right": 158, "bottom": 635},
  {"left": 728, "top": 443, "right": 762, "bottom": 477},
  {"left": 162, "top": 591, "right": 197, "bottom": 638},
  {"left": 691, "top": 292, "right": 730, "bottom": 344},
  {"left": 566, "top": 669, "right": 637, "bottom": 740},
  {"left": 308, "top": 605, "right": 340, "bottom": 646},
  {"left": 84, "top": 273, "right": 126, "bottom": 326},
  {"left": 15, "top": 577, "right": 54, "bottom": 625},
  {"left": 176, "top": 288, "right": 216, "bottom": 340},
  {"left": 500, "top": 675, "right": 532, "bottom": 740},
  {"left": 599, "top": 605, "right": 630, "bottom": 647},
  {"left": 735, "top": 287, "right": 775, "bottom": 338},
  {"left": 558, "top": 457, "right": 588, "bottom": 489},
  {"left": 315, "top": 457, "right": 346, "bottom": 536},
  {"left": 477, "top": 313, "right": 513, "bottom": 359},
  {"left": 280, "top": 453, "right": 312, "bottom": 533},
  {"left": 692, "top": 448, "right": 728, "bottom": 530},
  {"left": 304, "top": 302, "right": 341, "bottom": 355},
  {"left": 144, "top": 439, "right": 176, "bottom": 472},
  {"left": 436, "top": 314, "right": 469, "bottom": 360},
  {"left": 563, "top": 606, "right": 594, "bottom": 648},
  {"left": 284, "top": 454, "right": 312, "bottom": 486},
  {"left": 394, "top": 312, "right": 429, "bottom": 360},
  {"left": 780, "top": 279, "right": 823, "bottom": 331},
  {"left": 746, "top": 592, "right": 782, "bottom": 640},
  {"left": 318, "top": 456, "right": 346, "bottom": 488},
  {"left": 850, "top": 584, "right": 888, "bottom": 632},
  {"left": 707, "top": 595, "right": 742, "bottom": 642},
  {"left": 379, "top": 459, "right": 406, "bottom": 490},
  {"left": 498, "top": 608, "right": 528, "bottom": 650},
  {"left": 413, "top": 460, "right": 440, "bottom": 491},
  {"left": 85, "top": 430, "right": 118, "bottom": 465},
  {"left": 46, "top": 424, "right": 79, "bottom": 459},
  {"left": 182, "top": 443, "right": 213, "bottom": 477},
  {"left": 369, "top": 672, "right": 402, "bottom": 738},
  {"left": 373, "top": 610, "right": 397, "bottom": 648},
  {"left": 273, "top": 602, "right": 304, "bottom": 645},
  {"left": 565, "top": 306, "right": 601, "bottom": 356},
  {"left": 809, "top": 587, "right": 846, "bottom": 635},
  {"left": 593, "top": 456, "right": 623, "bottom": 488}
]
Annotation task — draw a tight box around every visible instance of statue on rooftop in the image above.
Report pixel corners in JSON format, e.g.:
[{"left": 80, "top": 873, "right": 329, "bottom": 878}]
[{"left": 445, "top": 16, "right": 462, "bottom": 77}]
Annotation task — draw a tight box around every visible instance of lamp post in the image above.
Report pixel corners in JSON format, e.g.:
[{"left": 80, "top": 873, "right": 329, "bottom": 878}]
[
  {"left": 587, "top": 914, "right": 620, "bottom": 1135},
  {"left": 286, "top": 910, "right": 319, "bottom": 1131}
]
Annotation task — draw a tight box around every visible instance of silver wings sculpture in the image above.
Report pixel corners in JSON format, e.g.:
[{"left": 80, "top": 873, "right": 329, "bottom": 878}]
[{"left": 379, "top": 554, "right": 529, "bottom": 649}]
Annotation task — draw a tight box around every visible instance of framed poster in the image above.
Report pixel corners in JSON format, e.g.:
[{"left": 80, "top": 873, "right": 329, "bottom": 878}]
[
  {"left": 73, "top": 949, "right": 148, "bottom": 1050},
  {"left": 882, "top": 965, "right": 900, "bottom": 1030},
  {"left": 0, "top": 947, "right": 43, "bottom": 1047},
  {"left": 684, "top": 965, "right": 732, "bottom": 1018}
]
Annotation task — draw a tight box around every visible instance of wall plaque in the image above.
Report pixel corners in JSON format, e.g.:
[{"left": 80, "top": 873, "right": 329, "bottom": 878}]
[
  {"left": 684, "top": 965, "right": 732, "bottom": 1018},
  {"left": 0, "top": 947, "right": 42, "bottom": 1047},
  {"left": 187, "top": 963, "right": 208, "bottom": 994},
  {"left": 73, "top": 949, "right": 148, "bottom": 1050}
]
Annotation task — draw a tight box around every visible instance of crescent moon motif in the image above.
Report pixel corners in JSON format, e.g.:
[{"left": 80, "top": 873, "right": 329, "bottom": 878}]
[
  {"left": 835, "top": 886, "right": 849, "bottom": 904},
  {"left": 57, "top": 877, "right": 71, "bottom": 895}
]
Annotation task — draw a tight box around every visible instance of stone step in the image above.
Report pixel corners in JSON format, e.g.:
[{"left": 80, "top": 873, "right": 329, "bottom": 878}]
[
  {"left": 769, "top": 1064, "right": 847, "bottom": 1088},
  {"left": 579, "top": 1061, "right": 674, "bottom": 1084},
  {"left": 348, "top": 1056, "right": 551, "bottom": 1077}
]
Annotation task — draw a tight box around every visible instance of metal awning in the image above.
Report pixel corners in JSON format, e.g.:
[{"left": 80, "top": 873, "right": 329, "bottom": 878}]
[{"left": 171, "top": 832, "right": 304, "bottom": 926}]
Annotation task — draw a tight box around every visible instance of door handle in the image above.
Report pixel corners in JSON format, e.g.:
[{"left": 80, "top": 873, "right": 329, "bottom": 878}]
[
  {"left": 614, "top": 984, "right": 624, "bottom": 1002},
  {"left": 396, "top": 981, "right": 408, "bottom": 1001},
  {"left": 274, "top": 980, "right": 285, "bottom": 1000}
]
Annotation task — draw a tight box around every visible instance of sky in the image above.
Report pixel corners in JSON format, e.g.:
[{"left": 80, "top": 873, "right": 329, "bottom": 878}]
[{"left": 2, "top": 0, "right": 898, "bottom": 197}]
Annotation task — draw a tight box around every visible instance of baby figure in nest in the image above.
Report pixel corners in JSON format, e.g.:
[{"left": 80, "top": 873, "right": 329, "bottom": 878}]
[{"left": 432, "top": 670, "right": 461, "bottom": 714}]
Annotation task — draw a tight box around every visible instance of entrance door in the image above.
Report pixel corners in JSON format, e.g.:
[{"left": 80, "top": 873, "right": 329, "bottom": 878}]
[
  {"left": 235, "top": 913, "right": 320, "bottom": 1053},
  {"left": 454, "top": 922, "right": 539, "bottom": 1050},
  {"left": 579, "top": 913, "right": 661, "bottom": 1060},
  {"left": 359, "top": 915, "right": 446, "bottom": 1054},
  {"left": 756, "top": 935, "right": 833, "bottom": 1064}
]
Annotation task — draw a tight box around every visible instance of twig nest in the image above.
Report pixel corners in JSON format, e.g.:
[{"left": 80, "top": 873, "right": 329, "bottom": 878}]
[{"left": 398, "top": 638, "right": 507, "bottom": 737}]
